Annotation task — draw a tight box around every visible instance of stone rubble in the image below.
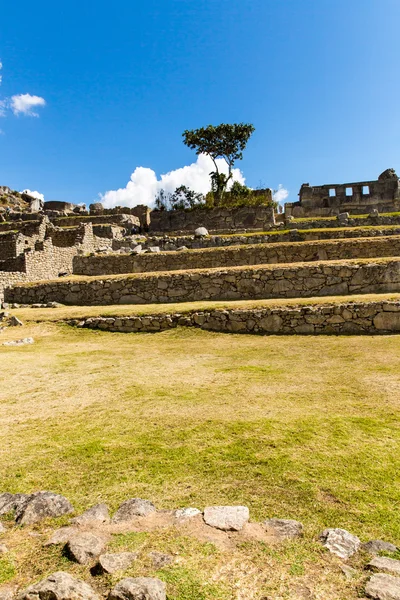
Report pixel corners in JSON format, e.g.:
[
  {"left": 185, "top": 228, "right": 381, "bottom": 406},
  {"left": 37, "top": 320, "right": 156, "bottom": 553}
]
[
  {"left": 65, "top": 532, "right": 109, "bottom": 565},
  {"left": 365, "top": 573, "right": 400, "bottom": 600},
  {"left": 108, "top": 577, "right": 166, "bottom": 600},
  {"left": 95, "top": 552, "right": 138, "bottom": 575},
  {"left": 203, "top": 505, "right": 250, "bottom": 531},
  {"left": 17, "top": 572, "right": 100, "bottom": 600},
  {"left": 319, "top": 528, "right": 361, "bottom": 559},
  {"left": 112, "top": 498, "right": 157, "bottom": 522}
]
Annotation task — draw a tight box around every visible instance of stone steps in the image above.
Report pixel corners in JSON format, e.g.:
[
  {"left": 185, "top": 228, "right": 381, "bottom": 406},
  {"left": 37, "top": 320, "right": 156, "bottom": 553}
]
[
  {"left": 6, "top": 257, "right": 400, "bottom": 306},
  {"left": 74, "top": 235, "right": 400, "bottom": 276}
]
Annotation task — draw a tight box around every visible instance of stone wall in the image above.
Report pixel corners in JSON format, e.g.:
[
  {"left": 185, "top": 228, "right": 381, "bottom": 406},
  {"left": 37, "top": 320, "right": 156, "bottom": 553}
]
[
  {"left": 75, "top": 300, "right": 400, "bottom": 336},
  {"left": 285, "top": 169, "right": 400, "bottom": 218},
  {"left": 0, "top": 271, "right": 28, "bottom": 301},
  {"left": 0, "top": 222, "right": 96, "bottom": 302},
  {"left": 145, "top": 225, "right": 400, "bottom": 250},
  {"left": 73, "top": 236, "right": 400, "bottom": 276},
  {"left": 7, "top": 258, "right": 400, "bottom": 305},
  {"left": 149, "top": 205, "right": 275, "bottom": 233}
]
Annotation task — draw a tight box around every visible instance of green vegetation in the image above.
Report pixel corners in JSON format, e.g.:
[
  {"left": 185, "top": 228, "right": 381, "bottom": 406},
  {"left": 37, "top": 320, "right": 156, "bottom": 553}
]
[
  {"left": 1, "top": 320, "right": 400, "bottom": 596},
  {"left": 182, "top": 123, "right": 255, "bottom": 206}
]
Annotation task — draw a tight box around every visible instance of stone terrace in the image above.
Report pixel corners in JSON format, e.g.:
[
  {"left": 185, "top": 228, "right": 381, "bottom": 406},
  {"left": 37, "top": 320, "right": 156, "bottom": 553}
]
[{"left": 3, "top": 204, "right": 400, "bottom": 335}]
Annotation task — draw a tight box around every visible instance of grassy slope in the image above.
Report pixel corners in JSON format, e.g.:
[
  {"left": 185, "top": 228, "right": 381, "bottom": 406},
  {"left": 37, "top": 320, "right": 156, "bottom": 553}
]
[{"left": 1, "top": 321, "right": 400, "bottom": 597}]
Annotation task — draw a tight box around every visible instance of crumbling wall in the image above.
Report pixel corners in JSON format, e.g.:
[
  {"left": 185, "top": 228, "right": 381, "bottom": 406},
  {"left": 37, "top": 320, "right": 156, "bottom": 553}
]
[{"left": 286, "top": 169, "right": 400, "bottom": 218}]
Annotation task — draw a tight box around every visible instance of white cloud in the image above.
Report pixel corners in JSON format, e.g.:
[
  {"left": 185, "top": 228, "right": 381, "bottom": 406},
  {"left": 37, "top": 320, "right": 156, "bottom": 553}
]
[
  {"left": 0, "top": 60, "right": 3, "bottom": 86},
  {"left": 101, "top": 154, "right": 246, "bottom": 208},
  {"left": 11, "top": 93, "right": 46, "bottom": 117},
  {"left": 273, "top": 184, "right": 289, "bottom": 204},
  {"left": 22, "top": 189, "right": 44, "bottom": 202}
]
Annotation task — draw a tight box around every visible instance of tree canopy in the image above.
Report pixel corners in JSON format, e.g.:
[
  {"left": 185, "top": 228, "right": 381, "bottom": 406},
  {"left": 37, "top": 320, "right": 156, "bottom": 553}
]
[{"left": 182, "top": 123, "right": 255, "bottom": 205}]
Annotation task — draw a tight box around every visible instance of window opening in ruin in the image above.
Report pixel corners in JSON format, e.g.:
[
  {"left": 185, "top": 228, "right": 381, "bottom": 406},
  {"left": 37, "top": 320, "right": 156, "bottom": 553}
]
[
  {"left": 346, "top": 187, "right": 353, "bottom": 196},
  {"left": 329, "top": 188, "right": 336, "bottom": 197},
  {"left": 362, "top": 185, "right": 370, "bottom": 195}
]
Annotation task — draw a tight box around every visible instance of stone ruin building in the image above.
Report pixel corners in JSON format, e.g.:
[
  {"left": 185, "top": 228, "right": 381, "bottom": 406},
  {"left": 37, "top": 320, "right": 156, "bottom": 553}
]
[{"left": 285, "top": 168, "right": 400, "bottom": 218}]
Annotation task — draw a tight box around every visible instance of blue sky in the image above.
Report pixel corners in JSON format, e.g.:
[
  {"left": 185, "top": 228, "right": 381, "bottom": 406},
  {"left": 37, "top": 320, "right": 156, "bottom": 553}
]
[{"left": 1, "top": 0, "right": 399, "bottom": 207}]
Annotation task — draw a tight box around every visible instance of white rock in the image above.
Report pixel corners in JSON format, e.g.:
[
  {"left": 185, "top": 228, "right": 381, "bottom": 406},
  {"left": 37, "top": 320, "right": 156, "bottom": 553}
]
[
  {"left": 203, "top": 505, "right": 249, "bottom": 531},
  {"left": 319, "top": 528, "right": 361, "bottom": 559}
]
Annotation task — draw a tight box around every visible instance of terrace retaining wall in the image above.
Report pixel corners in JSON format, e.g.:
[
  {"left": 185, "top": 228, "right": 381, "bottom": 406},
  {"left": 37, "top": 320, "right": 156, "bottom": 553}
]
[
  {"left": 6, "top": 258, "right": 400, "bottom": 305},
  {"left": 74, "top": 300, "right": 400, "bottom": 335},
  {"left": 73, "top": 236, "right": 400, "bottom": 276}
]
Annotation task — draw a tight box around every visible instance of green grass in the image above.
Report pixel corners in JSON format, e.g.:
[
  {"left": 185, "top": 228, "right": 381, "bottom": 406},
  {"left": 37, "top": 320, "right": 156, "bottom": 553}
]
[{"left": 1, "top": 322, "right": 400, "bottom": 597}]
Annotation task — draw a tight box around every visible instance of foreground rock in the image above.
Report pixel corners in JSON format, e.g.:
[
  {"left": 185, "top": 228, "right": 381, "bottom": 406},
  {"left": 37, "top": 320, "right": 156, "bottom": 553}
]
[
  {"left": 264, "top": 518, "right": 303, "bottom": 539},
  {"left": 319, "top": 528, "right": 361, "bottom": 559},
  {"left": 0, "top": 493, "right": 31, "bottom": 516},
  {"left": 369, "top": 557, "right": 400, "bottom": 576},
  {"left": 65, "top": 532, "right": 108, "bottom": 565},
  {"left": 365, "top": 573, "right": 400, "bottom": 600},
  {"left": 71, "top": 503, "right": 110, "bottom": 526},
  {"left": 0, "top": 523, "right": 5, "bottom": 534},
  {"left": 203, "top": 506, "right": 249, "bottom": 531},
  {"left": 108, "top": 577, "right": 166, "bottom": 600},
  {"left": 96, "top": 552, "right": 137, "bottom": 574},
  {"left": 16, "top": 492, "right": 74, "bottom": 525},
  {"left": 45, "top": 527, "right": 79, "bottom": 546},
  {"left": 112, "top": 498, "right": 156, "bottom": 522},
  {"left": 18, "top": 572, "right": 100, "bottom": 600},
  {"left": 364, "top": 540, "right": 399, "bottom": 555}
]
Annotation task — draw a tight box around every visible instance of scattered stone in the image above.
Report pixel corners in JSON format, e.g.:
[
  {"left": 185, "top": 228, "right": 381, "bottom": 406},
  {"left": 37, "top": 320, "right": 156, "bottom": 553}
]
[
  {"left": 365, "top": 573, "right": 400, "bottom": 600},
  {"left": 369, "top": 557, "right": 400, "bottom": 576},
  {"left": 194, "top": 227, "right": 208, "bottom": 237},
  {"left": 0, "top": 544, "right": 8, "bottom": 554},
  {"left": 71, "top": 503, "right": 110, "bottom": 525},
  {"left": 203, "top": 506, "right": 249, "bottom": 531},
  {"left": 131, "top": 245, "right": 142, "bottom": 255},
  {"left": 108, "top": 577, "right": 166, "bottom": 600},
  {"left": 340, "top": 564, "right": 357, "bottom": 580},
  {"left": 9, "top": 316, "right": 23, "bottom": 327},
  {"left": 363, "top": 540, "right": 399, "bottom": 555},
  {"left": 149, "top": 552, "right": 174, "bottom": 569},
  {"left": 264, "top": 518, "right": 303, "bottom": 539},
  {"left": 0, "top": 523, "right": 5, "bottom": 534},
  {"left": 148, "top": 247, "right": 160, "bottom": 253},
  {"left": 65, "top": 532, "right": 108, "bottom": 565},
  {"left": 2, "top": 338, "right": 34, "bottom": 347},
  {"left": 95, "top": 552, "right": 138, "bottom": 574},
  {"left": 0, "top": 493, "right": 31, "bottom": 516},
  {"left": 174, "top": 507, "right": 201, "bottom": 519},
  {"left": 112, "top": 498, "right": 156, "bottom": 522},
  {"left": 319, "top": 528, "right": 361, "bottom": 559},
  {"left": 44, "top": 526, "right": 79, "bottom": 546},
  {"left": 18, "top": 572, "right": 100, "bottom": 600},
  {"left": 15, "top": 491, "right": 74, "bottom": 525}
]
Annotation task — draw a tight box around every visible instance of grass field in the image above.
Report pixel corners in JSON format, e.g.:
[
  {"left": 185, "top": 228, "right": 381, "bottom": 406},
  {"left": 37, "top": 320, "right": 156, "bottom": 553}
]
[{"left": 1, "top": 319, "right": 400, "bottom": 598}]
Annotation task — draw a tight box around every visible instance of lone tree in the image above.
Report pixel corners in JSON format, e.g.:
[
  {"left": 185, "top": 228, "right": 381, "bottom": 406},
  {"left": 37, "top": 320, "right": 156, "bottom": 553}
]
[{"left": 182, "top": 123, "right": 255, "bottom": 206}]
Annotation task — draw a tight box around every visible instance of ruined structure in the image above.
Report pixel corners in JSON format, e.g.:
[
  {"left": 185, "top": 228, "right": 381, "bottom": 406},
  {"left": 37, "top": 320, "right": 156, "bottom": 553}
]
[{"left": 285, "top": 169, "right": 400, "bottom": 218}]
